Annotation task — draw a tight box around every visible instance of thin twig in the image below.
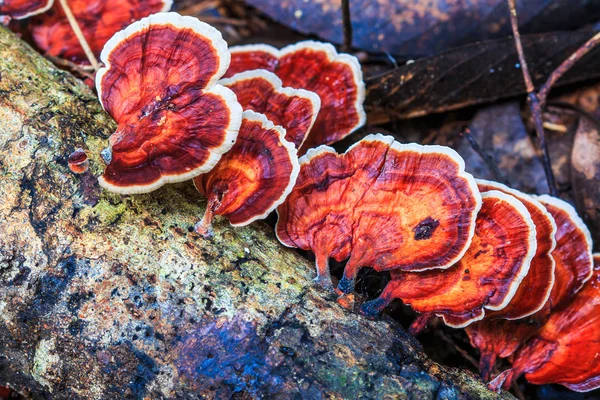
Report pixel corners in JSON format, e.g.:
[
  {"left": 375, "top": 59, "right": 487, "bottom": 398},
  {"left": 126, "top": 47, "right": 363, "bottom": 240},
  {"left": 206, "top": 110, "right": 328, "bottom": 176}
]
[
  {"left": 57, "top": 0, "right": 100, "bottom": 71},
  {"left": 435, "top": 330, "right": 479, "bottom": 369},
  {"left": 341, "top": 0, "right": 353, "bottom": 52},
  {"left": 45, "top": 54, "right": 96, "bottom": 81},
  {"left": 460, "top": 128, "right": 509, "bottom": 186},
  {"left": 538, "top": 31, "right": 600, "bottom": 107},
  {"left": 507, "top": 0, "right": 557, "bottom": 196}
]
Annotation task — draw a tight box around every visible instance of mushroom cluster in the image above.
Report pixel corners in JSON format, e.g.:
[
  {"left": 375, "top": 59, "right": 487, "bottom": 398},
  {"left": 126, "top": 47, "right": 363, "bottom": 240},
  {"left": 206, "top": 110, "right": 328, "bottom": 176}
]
[{"left": 276, "top": 134, "right": 598, "bottom": 392}]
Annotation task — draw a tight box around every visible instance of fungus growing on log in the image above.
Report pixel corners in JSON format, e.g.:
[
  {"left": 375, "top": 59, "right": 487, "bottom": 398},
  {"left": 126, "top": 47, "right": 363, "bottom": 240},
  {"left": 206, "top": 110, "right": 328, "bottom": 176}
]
[
  {"left": 225, "top": 41, "right": 366, "bottom": 150},
  {"left": 68, "top": 148, "right": 89, "bottom": 174},
  {"left": 468, "top": 192, "right": 594, "bottom": 381},
  {"left": 0, "top": 0, "right": 52, "bottom": 19},
  {"left": 276, "top": 134, "right": 481, "bottom": 289},
  {"left": 219, "top": 70, "right": 320, "bottom": 148},
  {"left": 362, "top": 190, "right": 537, "bottom": 330},
  {"left": 490, "top": 254, "right": 600, "bottom": 392},
  {"left": 463, "top": 180, "right": 557, "bottom": 380},
  {"left": 96, "top": 12, "right": 242, "bottom": 194},
  {"left": 193, "top": 111, "right": 299, "bottom": 237},
  {"left": 30, "top": 0, "right": 171, "bottom": 64}
]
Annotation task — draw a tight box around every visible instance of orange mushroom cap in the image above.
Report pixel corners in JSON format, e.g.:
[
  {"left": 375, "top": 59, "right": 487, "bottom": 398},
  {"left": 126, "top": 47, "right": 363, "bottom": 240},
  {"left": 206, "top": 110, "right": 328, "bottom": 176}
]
[
  {"left": 276, "top": 134, "right": 481, "bottom": 289},
  {"left": 193, "top": 111, "right": 299, "bottom": 237},
  {"left": 0, "top": 0, "right": 52, "bottom": 20},
  {"left": 362, "top": 191, "right": 537, "bottom": 329},
  {"left": 225, "top": 41, "right": 366, "bottom": 151},
  {"left": 219, "top": 70, "right": 320, "bottom": 148},
  {"left": 96, "top": 13, "right": 242, "bottom": 194},
  {"left": 490, "top": 254, "right": 600, "bottom": 392},
  {"left": 30, "top": 0, "right": 171, "bottom": 64}
]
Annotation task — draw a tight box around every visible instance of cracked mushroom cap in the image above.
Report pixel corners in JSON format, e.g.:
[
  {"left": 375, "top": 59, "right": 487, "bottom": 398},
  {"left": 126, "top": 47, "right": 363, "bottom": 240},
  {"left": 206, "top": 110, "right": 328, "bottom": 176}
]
[
  {"left": 534, "top": 195, "right": 593, "bottom": 309},
  {"left": 362, "top": 191, "right": 537, "bottom": 329},
  {"left": 219, "top": 70, "right": 320, "bottom": 148},
  {"left": 193, "top": 111, "right": 299, "bottom": 236},
  {"left": 225, "top": 41, "right": 366, "bottom": 151},
  {"left": 276, "top": 134, "right": 481, "bottom": 289},
  {"left": 0, "top": 0, "right": 52, "bottom": 19},
  {"left": 96, "top": 12, "right": 242, "bottom": 194},
  {"left": 31, "top": 0, "right": 171, "bottom": 64},
  {"left": 490, "top": 254, "right": 600, "bottom": 392}
]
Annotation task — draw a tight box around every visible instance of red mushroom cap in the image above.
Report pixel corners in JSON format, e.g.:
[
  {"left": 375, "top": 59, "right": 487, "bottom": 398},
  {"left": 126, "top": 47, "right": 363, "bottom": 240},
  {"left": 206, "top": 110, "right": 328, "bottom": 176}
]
[
  {"left": 534, "top": 194, "right": 593, "bottom": 309},
  {"left": 31, "top": 0, "right": 171, "bottom": 64},
  {"left": 362, "top": 191, "right": 537, "bottom": 328},
  {"left": 491, "top": 254, "right": 600, "bottom": 392},
  {"left": 226, "top": 41, "right": 366, "bottom": 151},
  {"left": 96, "top": 12, "right": 242, "bottom": 194},
  {"left": 276, "top": 134, "right": 481, "bottom": 289},
  {"left": 68, "top": 148, "right": 89, "bottom": 174},
  {"left": 193, "top": 110, "right": 299, "bottom": 236},
  {"left": 0, "top": 0, "right": 52, "bottom": 20},
  {"left": 476, "top": 180, "right": 557, "bottom": 320},
  {"left": 219, "top": 70, "right": 320, "bottom": 148}
]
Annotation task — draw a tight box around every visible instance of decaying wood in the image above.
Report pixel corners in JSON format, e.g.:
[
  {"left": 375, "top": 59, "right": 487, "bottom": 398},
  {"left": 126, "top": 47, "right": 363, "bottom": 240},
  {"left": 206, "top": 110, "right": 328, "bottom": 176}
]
[{"left": 0, "top": 27, "right": 512, "bottom": 399}]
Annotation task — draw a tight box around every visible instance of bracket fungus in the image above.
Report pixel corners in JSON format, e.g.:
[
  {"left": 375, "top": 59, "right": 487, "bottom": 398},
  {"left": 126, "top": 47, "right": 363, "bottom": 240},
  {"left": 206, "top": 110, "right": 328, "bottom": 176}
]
[
  {"left": 462, "top": 180, "right": 557, "bottom": 380},
  {"left": 219, "top": 70, "right": 320, "bottom": 148},
  {"left": 31, "top": 0, "right": 172, "bottom": 64},
  {"left": 225, "top": 41, "right": 366, "bottom": 150},
  {"left": 96, "top": 12, "right": 242, "bottom": 194},
  {"left": 362, "top": 191, "right": 537, "bottom": 330},
  {"left": 276, "top": 134, "right": 481, "bottom": 289},
  {"left": 0, "top": 0, "right": 52, "bottom": 19},
  {"left": 490, "top": 254, "right": 600, "bottom": 392},
  {"left": 193, "top": 111, "right": 299, "bottom": 237}
]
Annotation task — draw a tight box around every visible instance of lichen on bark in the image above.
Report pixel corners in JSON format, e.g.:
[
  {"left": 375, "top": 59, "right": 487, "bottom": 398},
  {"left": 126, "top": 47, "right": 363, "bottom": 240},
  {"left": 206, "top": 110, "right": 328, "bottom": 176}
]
[{"left": 0, "top": 26, "right": 512, "bottom": 399}]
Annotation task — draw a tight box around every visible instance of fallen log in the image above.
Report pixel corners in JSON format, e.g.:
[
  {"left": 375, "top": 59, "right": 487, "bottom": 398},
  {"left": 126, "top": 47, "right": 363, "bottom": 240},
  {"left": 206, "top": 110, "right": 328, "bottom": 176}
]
[{"left": 0, "top": 26, "right": 512, "bottom": 399}]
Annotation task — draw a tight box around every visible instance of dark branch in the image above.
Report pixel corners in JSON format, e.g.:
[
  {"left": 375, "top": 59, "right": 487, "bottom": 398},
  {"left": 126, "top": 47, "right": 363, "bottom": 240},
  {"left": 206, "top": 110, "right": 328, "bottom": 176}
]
[
  {"left": 341, "top": 0, "right": 353, "bottom": 52},
  {"left": 459, "top": 128, "right": 509, "bottom": 186}
]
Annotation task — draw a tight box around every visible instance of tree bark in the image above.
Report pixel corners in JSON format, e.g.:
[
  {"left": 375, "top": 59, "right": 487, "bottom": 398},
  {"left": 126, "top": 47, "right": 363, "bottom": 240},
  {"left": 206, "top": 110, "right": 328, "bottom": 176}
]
[{"left": 0, "top": 26, "right": 512, "bottom": 399}]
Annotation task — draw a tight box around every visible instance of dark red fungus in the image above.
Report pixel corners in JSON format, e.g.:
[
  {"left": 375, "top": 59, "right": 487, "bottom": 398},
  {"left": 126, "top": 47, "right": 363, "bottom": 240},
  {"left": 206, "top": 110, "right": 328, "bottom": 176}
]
[
  {"left": 0, "top": 0, "right": 52, "bottom": 19},
  {"left": 225, "top": 41, "right": 366, "bottom": 151},
  {"left": 361, "top": 190, "right": 537, "bottom": 330},
  {"left": 489, "top": 254, "right": 600, "bottom": 392},
  {"left": 219, "top": 70, "right": 320, "bottom": 148},
  {"left": 96, "top": 12, "right": 242, "bottom": 194},
  {"left": 193, "top": 111, "right": 299, "bottom": 237},
  {"left": 68, "top": 148, "right": 89, "bottom": 174},
  {"left": 30, "top": 0, "right": 171, "bottom": 64},
  {"left": 276, "top": 134, "right": 481, "bottom": 289}
]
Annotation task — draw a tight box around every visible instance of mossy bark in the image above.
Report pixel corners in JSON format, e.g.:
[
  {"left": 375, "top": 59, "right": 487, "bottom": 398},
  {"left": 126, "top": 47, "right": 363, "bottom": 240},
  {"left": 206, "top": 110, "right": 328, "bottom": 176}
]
[{"left": 0, "top": 26, "right": 512, "bottom": 399}]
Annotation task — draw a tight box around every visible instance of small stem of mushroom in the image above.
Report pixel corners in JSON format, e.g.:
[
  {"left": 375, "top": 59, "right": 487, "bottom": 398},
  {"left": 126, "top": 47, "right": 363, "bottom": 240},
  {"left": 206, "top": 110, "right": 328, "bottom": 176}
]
[
  {"left": 195, "top": 207, "right": 215, "bottom": 238},
  {"left": 507, "top": 0, "right": 560, "bottom": 196},
  {"left": 459, "top": 127, "right": 509, "bottom": 186},
  {"left": 408, "top": 314, "right": 433, "bottom": 336},
  {"left": 57, "top": 0, "right": 100, "bottom": 72},
  {"left": 341, "top": 0, "right": 353, "bottom": 53}
]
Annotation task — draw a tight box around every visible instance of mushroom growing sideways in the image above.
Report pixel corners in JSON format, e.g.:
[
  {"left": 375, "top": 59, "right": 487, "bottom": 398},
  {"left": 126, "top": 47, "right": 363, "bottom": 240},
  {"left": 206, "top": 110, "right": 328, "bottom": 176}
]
[
  {"left": 219, "top": 70, "right": 320, "bottom": 149},
  {"left": 0, "top": 0, "right": 52, "bottom": 19},
  {"left": 361, "top": 190, "right": 537, "bottom": 331},
  {"left": 276, "top": 134, "right": 481, "bottom": 289},
  {"left": 31, "top": 0, "right": 172, "bottom": 64},
  {"left": 490, "top": 253, "right": 600, "bottom": 392},
  {"left": 464, "top": 180, "right": 557, "bottom": 380},
  {"left": 224, "top": 41, "right": 366, "bottom": 151},
  {"left": 193, "top": 111, "right": 299, "bottom": 237},
  {"left": 96, "top": 12, "right": 242, "bottom": 194}
]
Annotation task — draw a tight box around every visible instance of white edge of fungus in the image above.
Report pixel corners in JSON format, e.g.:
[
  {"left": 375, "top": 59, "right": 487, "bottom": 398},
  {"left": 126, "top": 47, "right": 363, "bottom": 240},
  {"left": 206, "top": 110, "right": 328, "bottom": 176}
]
[
  {"left": 11, "top": 0, "right": 54, "bottom": 20},
  {"left": 229, "top": 43, "right": 280, "bottom": 58},
  {"left": 274, "top": 144, "right": 337, "bottom": 249},
  {"left": 441, "top": 190, "right": 538, "bottom": 329},
  {"left": 219, "top": 69, "right": 321, "bottom": 149},
  {"left": 228, "top": 110, "right": 300, "bottom": 227},
  {"left": 98, "top": 84, "right": 243, "bottom": 194},
  {"left": 534, "top": 194, "right": 594, "bottom": 291},
  {"left": 476, "top": 178, "right": 557, "bottom": 319},
  {"left": 97, "top": 12, "right": 231, "bottom": 110}
]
